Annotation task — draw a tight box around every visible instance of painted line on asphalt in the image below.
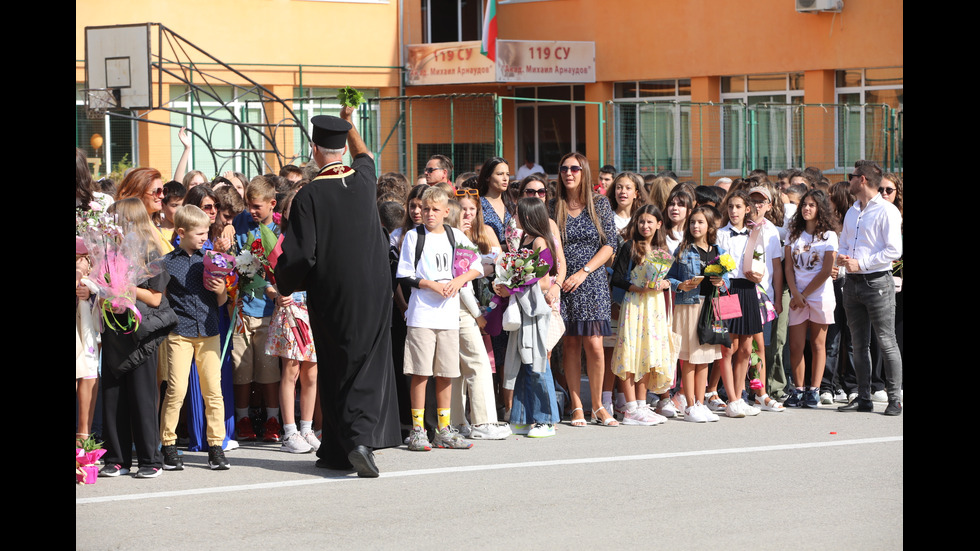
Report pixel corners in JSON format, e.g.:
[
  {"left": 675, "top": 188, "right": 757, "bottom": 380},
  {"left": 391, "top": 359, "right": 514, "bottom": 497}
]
[{"left": 77, "top": 436, "right": 902, "bottom": 505}]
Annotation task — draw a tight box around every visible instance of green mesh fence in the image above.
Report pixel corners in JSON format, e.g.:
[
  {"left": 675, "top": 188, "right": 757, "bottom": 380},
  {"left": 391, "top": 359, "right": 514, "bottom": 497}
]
[{"left": 606, "top": 101, "right": 903, "bottom": 183}]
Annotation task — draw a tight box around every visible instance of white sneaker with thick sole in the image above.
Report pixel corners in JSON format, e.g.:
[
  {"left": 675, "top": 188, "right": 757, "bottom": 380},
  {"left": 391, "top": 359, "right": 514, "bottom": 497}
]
[
  {"left": 657, "top": 399, "right": 678, "bottom": 418},
  {"left": 871, "top": 390, "right": 889, "bottom": 403},
  {"left": 684, "top": 405, "right": 708, "bottom": 423},
  {"left": 820, "top": 392, "right": 834, "bottom": 405},
  {"left": 469, "top": 423, "right": 507, "bottom": 440},
  {"left": 527, "top": 423, "right": 556, "bottom": 438},
  {"left": 741, "top": 400, "right": 761, "bottom": 416}
]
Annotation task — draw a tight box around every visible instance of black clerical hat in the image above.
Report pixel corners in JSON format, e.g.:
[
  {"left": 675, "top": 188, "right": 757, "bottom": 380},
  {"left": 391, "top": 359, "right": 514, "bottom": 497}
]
[{"left": 310, "top": 115, "right": 351, "bottom": 149}]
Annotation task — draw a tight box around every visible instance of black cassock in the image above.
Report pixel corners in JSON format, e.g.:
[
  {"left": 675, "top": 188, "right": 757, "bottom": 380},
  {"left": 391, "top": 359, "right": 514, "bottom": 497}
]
[{"left": 276, "top": 154, "right": 401, "bottom": 465}]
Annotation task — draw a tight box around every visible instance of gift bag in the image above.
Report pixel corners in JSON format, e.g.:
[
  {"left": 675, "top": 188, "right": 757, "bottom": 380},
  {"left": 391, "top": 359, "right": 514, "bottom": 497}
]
[
  {"left": 697, "top": 297, "right": 732, "bottom": 347},
  {"left": 711, "top": 285, "right": 742, "bottom": 321}
]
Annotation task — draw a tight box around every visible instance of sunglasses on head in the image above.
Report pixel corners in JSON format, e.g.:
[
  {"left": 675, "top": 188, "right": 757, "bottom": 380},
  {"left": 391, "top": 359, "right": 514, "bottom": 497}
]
[{"left": 559, "top": 165, "right": 583, "bottom": 173}]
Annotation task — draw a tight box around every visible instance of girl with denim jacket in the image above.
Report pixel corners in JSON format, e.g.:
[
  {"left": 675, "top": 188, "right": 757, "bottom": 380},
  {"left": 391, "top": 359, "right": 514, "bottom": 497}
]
[{"left": 665, "top": 206, "right": 729, "bottom": 423}]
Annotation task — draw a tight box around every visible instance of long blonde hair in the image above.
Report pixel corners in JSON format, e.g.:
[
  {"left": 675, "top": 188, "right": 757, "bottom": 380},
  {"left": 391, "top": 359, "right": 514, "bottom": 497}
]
[
  {"left": 109, "top": 197, "right": 167, "bottom": 257},
  {"left": 552, "top": 152, "right": 606, "bottom": 247}
]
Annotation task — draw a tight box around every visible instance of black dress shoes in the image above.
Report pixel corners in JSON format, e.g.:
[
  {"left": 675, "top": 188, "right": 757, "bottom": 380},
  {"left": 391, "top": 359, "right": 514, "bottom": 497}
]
[
  {"left": 348, "top": 445, "right": 380, "bottom": 478},
  {"left": 838, "top": 398, "right": 874, "bottom": 412},
  {"left": 883, "top": 400, "right": 902, "bottom": 416}
]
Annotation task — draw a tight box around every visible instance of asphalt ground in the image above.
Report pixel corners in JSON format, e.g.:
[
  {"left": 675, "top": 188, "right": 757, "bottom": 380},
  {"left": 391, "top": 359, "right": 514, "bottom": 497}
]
[{"left": 76, "top": 399, "right": 902, "bottom": 550}]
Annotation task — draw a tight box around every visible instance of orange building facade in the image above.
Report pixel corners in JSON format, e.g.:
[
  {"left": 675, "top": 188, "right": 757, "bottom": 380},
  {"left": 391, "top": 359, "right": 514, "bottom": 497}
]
[{"left": 76, "top": 0, "right": 902, "bottom": 182}]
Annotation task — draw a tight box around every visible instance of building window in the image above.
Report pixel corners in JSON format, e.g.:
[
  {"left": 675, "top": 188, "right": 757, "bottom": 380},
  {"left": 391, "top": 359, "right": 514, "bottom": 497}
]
[
  {"left": 612, "top": 80, "right": 691, "bottom": 175},
  {"left": 515, "top": 86, "right": 586, "bottom": 174},
  {"left": 720, "top": 73, "right": 804, "bottom": 173},
  {"left": 167, "top": 85, "right": 267, "bottom": 177},
  {"left": 422, "top": 0, "right": 484, "bottom": 43},
  {"left": 291, "top": 87, "right": 378, "bottom": 166},
  {"left": 836, "top": 67, "right": 903, "bottom": 170}
]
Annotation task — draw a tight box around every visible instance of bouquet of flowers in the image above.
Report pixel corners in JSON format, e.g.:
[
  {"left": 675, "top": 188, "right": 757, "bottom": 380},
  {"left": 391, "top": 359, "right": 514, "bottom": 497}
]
[
  {"left": 453, "top": 244, "right": 481, "bottom": 278},
  {"left": 493, "top": 248, "right": 552, "bottom": 291},
  {"left": 80, "top": 209, "right": 163, "bottom": 333},
  {"left": 234, "top": 226, "right": 278, "bottom": 299},
  {"left": 204, "top": 250, "right": 236, "bottom": 282},
  {"left": 485, "top": 248, "right": 554, "bottom": 334},
  {"left": 704, "top": 253, "right": 737, "bottom": 277},
  {"left": 633, "top": 249, "right": 674, "bottom": 289}
]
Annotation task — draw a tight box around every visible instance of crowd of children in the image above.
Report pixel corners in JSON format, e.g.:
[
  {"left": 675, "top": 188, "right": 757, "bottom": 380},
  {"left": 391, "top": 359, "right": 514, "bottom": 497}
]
[{"left": 77, "top": 142, "right": 903, "bottom": 479}]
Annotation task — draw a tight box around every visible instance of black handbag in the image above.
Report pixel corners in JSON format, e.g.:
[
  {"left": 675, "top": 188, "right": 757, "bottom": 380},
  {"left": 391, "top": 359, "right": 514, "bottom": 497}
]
[{"left": 697, "top": 295, "right": 731, "bottom": 347}]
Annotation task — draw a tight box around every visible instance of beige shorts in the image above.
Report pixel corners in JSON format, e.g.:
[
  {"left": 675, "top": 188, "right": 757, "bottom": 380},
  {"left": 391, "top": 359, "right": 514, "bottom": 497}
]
[
  {"left": 403, "top": 327, "right": 460, "bottom": 378},
  {"left": 232, "top": 315, "right": 281, "bottom": 384}
]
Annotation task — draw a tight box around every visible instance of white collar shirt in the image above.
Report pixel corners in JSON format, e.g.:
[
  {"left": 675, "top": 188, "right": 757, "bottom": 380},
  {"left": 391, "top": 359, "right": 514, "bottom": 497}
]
[{"left": 839, "top": 193, "right": 903, "bottom": 274}]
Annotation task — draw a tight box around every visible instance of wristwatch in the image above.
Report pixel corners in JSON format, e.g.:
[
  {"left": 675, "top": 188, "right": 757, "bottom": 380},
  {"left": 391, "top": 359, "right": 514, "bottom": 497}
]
[{"left": 582, "top": 266, "right": 591, "bottom": 274}]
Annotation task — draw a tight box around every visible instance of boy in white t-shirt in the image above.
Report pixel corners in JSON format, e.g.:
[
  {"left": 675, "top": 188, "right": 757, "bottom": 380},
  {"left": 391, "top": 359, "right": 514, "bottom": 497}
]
[{"left": 395, "top": 187, "right": 484, "bottom": 451}]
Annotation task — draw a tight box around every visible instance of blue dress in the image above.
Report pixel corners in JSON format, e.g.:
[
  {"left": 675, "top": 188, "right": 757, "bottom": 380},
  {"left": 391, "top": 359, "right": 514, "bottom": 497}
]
[
  {"left": 481, "top": 197, "right": 512, "bottom": 248},
  {"left": 552, "top": 196, "right": 618, "bottom": 336}
]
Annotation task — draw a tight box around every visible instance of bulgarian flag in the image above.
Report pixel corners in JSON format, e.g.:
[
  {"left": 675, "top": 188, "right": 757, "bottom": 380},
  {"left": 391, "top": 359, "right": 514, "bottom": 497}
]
[{"left": 481, "top": 0, "right": 497, "bottom": 61}]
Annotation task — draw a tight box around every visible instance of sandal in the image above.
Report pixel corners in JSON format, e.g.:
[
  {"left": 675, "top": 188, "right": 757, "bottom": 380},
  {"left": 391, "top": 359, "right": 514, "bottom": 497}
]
[
  {"left": 755, "top": 394, "right": 785, "bottom": 412},
  {"left": 569, "top": 408, "right": 587, "bottom": 427},
  {"left": 705, "top": 391, "right": 727, "bottom": 412},
  {"left": 591, "top": 406, "right": 620, "bottom": 427}
]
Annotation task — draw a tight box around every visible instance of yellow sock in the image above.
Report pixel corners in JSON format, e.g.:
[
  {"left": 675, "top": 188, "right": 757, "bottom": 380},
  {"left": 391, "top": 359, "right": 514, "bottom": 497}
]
[
  {"left": 437, "top": 408, "right": 451, "bottom": 430},
  {"left": 411, "top": 408, "right": 424, "bottom": 429}
]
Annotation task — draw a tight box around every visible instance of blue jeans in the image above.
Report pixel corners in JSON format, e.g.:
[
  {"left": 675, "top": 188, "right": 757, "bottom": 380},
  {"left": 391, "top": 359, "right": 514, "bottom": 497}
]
[
  {"left": 510, "top": 361, "right": 560, "bottom": 425},
  {"left": 842, "top": 272, "right": 902, "bottom": 402}
]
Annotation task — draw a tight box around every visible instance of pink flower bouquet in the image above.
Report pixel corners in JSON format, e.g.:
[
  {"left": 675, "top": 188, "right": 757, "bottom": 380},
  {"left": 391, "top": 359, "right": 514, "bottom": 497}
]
[
  {"left": 75, "top": 447, "right": 106, "bottom": 485},
  {"left": 204, "top": 250, "right": 236, "bottom": 282}
]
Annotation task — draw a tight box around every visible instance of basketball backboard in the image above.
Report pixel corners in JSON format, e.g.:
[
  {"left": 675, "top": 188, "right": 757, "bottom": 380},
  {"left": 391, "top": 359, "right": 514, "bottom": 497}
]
[{"left": 85, "top": 24, "right": 152, "bottom": 110}]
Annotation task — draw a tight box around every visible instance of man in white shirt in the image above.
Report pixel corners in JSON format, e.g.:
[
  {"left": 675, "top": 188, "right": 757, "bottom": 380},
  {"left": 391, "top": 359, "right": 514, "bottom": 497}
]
[
  {"left": 515, "top": 151, "right": 544, "bottom": 180},
  {"left": 836, "top": 160, "right": 903, "bottom": 416}
]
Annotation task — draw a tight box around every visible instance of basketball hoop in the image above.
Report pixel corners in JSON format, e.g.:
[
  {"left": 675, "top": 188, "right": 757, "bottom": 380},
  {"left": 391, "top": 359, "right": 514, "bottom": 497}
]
[{"left": 84, "top": 88, "right": 118, "bottom": 119}]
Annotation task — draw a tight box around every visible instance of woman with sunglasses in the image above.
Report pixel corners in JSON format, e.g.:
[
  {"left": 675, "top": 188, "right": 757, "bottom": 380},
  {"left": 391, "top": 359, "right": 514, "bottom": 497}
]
[
  {"left": 551, "top": 153, "right": 619, "bottom": 427},
  {"left": 181, "top": 185, "right": 233, "bottom": 253},
  {"left": 116, "top": 167, "right": 174, "bottom": 254}
]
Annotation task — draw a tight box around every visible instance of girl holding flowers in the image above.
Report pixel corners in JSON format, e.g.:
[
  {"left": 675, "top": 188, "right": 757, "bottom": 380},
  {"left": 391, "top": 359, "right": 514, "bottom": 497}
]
[
  {"left": 496, "top": 198, "right": 560, "bottom": 438},
  {"left": 783, "top": 189, "right": 839, "bottom": 408},
  {"left": 98, "top": 198, "right": 176, "bottom": 477},
  {"left": 666, "top": 206, "right": 730, "bottom": 422},
  {"left": 610, "top": 204, "right": 676, "bottom": 425}
]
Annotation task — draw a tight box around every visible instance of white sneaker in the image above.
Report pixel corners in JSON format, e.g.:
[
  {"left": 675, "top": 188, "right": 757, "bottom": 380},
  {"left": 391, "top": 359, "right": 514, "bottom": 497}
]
[
  {"left": 847, "top": 392, "right": 858, "bottom": 403},
  {"left": 302, "top": 431, "right": 320, "bottom": 451},
  {"left": 725, "top": 400, "right": 746, "bottom": 418},
  {"left": 741, "top": 399, "right": 761, "bottom": 416},
  {"left": 281, "top": 432, "right": 314, "bottom": 454},
  {"left": 700, "top": 403, "right": 720, "bottom": 422},
  {"left": 871, "top": 390, "right": 889, "bottom": 403},
  {"left": 639, "top": 404, "right": 667, "bottom": 425},
  {"left": 510, "top": 424, "right": 531, "bottom": 436},
  {"left": 527, "top": 423, "right": 556, "bottom": 438},
  {"left": 223, "top": 439, "right": 239, "bottom": 451},
  {"left": 820, "top": 392, "right": 834, "bottom": 405},
  {"left": 493, "top": 423, "right": 513, "bottom": 438},
  {"left": 469, "top": 423, "right": 506, "bottom": 440},
  {"left": 622, "top": 406, "right": 659, "bottom": 426},
  {"left": 684, "top": 404, "right": 708, "bottom": 423},
  {"left": 656, "top": 398, "right": 678, "bottom": 418},
  {"left": 673, "top": 393, "right": 688, "bottom": 414}
]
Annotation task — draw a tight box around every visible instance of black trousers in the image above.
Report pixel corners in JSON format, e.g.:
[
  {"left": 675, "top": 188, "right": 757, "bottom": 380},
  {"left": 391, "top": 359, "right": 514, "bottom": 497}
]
[{"left": 101, "top": 340, "right": 163, "bottom": 470}]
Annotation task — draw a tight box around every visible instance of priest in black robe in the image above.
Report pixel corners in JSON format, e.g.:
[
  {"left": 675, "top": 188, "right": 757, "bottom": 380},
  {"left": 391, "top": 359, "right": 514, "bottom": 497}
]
[{"left": 275, "top": 108, "right": 400, "bottom": 477}]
